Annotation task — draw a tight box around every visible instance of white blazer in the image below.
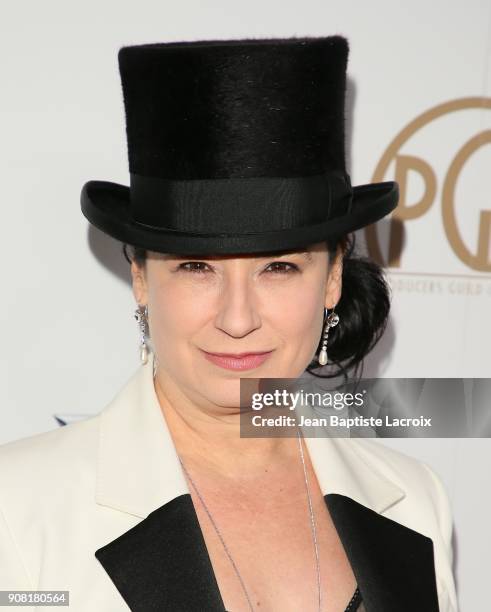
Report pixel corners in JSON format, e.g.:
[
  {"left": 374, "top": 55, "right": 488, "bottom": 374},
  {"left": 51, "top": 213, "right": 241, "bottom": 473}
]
[{"left": 0, "top": 352, "right": 458, "bottom": 611}]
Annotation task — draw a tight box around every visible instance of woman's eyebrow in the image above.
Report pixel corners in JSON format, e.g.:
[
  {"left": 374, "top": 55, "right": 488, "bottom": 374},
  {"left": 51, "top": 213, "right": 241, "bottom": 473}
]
[
  {"left": 273, "top": 251, "right": 313, "bottom": 261},
  {"left": 260, "top": 249, "right": 312, "bottom": 258}
]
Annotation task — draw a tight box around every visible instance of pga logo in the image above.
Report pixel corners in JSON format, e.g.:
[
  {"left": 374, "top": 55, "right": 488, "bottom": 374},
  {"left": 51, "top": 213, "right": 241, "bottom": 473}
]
[{"left": 365, "top": 97, "right": 491, "bottom": 273}]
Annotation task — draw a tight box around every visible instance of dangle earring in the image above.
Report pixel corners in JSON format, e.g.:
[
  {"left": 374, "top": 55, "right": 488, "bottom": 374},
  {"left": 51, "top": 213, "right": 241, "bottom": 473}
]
[
  {"left": 134, "top": 304, "right": 149, "bottom": 365},
  {"left": 318, "top": 306, "right": 340, "bottom": 366}
]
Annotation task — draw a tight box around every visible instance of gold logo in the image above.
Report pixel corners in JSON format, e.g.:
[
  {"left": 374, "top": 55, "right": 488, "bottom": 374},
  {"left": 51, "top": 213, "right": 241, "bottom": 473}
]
[{"left": 365, "top": 97, "right": 491, "bottom": 272}]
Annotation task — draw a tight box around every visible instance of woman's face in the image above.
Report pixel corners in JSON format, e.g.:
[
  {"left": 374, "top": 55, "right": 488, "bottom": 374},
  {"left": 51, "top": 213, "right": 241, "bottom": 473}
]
[{"left": 131, "top": 241, "right": 343, "bottom": 409}]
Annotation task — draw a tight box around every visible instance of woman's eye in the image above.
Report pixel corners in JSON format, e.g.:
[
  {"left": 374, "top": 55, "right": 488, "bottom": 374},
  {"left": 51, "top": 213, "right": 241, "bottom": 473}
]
[
  {"left": 265, "top": 261, "right": 299, "bottom": 274},
  {"left": 178, "top": 261, "right": 210, "bottom": 274},
  {"left": 177, "top": 261, "right": 299, "bottom": 275}
]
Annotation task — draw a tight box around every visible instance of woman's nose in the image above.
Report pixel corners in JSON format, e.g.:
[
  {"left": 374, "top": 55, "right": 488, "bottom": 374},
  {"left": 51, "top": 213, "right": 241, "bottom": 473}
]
[{"left": 213, "top": 272, "right": 262, "bottom": 338}]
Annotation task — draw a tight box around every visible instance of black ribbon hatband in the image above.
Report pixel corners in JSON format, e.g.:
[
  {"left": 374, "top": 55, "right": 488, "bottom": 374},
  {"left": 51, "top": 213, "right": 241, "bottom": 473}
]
[{"left": 129, "top": 170, "right": 353, "bottom": 233}]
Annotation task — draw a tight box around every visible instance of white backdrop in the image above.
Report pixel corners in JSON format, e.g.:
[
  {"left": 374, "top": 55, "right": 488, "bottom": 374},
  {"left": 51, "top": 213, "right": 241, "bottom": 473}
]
[{"left": 1, "top": 1, "right": 490, "bottom": 610}]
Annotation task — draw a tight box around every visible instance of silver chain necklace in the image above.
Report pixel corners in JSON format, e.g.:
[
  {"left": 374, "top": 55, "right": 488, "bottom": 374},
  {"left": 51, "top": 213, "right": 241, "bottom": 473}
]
[{"left": 177, "top": 428, "right": 322, "bottom": 612}]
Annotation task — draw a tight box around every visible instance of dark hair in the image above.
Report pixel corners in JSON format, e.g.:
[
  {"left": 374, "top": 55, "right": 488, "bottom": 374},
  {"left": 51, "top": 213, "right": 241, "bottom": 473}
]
[{"left": 122, "top": 234, "right": 391, "bottom": 382}]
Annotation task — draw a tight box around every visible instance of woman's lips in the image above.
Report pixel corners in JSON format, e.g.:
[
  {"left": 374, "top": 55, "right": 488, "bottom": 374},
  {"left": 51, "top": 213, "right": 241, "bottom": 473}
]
[{"left": 201, "top": 350, "right": 273, "bottom": 371}]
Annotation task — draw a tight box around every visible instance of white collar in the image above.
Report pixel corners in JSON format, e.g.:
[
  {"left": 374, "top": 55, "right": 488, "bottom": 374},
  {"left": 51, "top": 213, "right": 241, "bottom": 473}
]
[{"left": 95, "top": 351, "right": 405, "bottom": 519}]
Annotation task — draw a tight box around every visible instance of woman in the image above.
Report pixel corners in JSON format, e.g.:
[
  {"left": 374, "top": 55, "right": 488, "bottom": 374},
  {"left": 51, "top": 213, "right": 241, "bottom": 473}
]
[{"left": 0, "top": 36, "right": 458, "bottom": 611}]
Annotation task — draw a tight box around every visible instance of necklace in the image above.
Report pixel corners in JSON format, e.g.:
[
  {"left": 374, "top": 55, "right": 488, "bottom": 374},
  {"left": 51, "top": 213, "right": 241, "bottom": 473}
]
[{"left": 177, "top": 428, "right": 322, "bottom": 612}]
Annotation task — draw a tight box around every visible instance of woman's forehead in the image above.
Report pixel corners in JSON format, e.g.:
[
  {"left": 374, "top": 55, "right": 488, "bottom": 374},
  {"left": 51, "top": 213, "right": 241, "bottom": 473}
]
[
  {"left": 149, "top": 241, "right": 332, "bottom": 261},
  {"left": 150, "top": 248, "right": 316, "bottom": 261}
]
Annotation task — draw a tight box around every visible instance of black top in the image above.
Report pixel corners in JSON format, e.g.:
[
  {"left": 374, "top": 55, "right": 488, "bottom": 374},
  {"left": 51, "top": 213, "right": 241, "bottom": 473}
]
[{"left": 344, "top": 586, "right": 364, "bottom": 611}]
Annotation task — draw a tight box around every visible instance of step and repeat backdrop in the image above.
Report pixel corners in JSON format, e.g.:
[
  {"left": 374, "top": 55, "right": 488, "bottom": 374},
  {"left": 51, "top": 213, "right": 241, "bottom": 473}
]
[{"left": 1, "top": 0, "right": 489, "bottom": 609}]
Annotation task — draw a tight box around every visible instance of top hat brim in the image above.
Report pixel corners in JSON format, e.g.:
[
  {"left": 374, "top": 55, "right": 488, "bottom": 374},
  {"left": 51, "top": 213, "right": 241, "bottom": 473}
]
[{"left": 80, "top": 179, "right": 398, "bottom": 256}]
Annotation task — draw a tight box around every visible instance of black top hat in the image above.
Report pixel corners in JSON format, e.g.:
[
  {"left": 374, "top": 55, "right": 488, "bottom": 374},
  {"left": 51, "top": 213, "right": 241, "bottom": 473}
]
[{"left": 80, "top": 35, "right": 398, "bottom": 255}]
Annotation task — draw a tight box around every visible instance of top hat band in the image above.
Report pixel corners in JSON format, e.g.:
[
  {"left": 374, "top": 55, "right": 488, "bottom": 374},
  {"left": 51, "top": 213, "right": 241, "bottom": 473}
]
[{"left": 129, "top": 169, "right": 353, "bottom": 234}]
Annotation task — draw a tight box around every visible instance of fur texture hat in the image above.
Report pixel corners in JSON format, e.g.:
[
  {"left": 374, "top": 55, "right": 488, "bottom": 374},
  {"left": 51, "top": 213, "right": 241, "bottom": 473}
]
[{"left": 80, "top": 36, "right": 398, "bottom": 255}]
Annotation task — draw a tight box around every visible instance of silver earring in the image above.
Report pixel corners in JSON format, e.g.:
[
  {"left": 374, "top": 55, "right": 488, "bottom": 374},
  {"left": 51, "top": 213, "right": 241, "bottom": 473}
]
[
  {"left": 318, "top": 307, "right": 340, "bottom": 366},
  {"left": 152, "top": 353, "right": 158, "bottom": 379},
  {"left": 134, "top": 304, "right": 149, "bottom": 365}
]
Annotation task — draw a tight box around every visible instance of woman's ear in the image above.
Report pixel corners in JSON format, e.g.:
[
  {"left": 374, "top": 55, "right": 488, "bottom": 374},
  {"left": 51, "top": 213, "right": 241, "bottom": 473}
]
[
  {"left": 325, "top": 244, "right": 344, "bottom": 309},
  {"left": 130, "top": 260, "right": 148, "bottom": 305}
]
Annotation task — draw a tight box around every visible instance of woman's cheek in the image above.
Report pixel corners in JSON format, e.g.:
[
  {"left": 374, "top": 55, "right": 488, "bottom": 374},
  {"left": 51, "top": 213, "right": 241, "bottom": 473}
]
[{"left": 148, "top": 287, "right": 207, "bottom": 354}]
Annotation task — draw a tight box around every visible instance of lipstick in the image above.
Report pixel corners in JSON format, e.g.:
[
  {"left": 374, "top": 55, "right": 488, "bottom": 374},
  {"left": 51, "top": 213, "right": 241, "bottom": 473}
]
[{"left": 201, "top": 350, "right": 273, "bottom": 371}]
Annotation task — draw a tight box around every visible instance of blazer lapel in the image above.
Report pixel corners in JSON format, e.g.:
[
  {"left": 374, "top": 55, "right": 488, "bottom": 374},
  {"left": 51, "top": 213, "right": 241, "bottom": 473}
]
[
  {"left": 325, "top": 494, "right": 440, "bottom": 611},
  {"left": 95, "top": 493, "right": 226, "bottom": 611},
  {"left": 93, "top": 353, "right": 440, "bottom": 612}
]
